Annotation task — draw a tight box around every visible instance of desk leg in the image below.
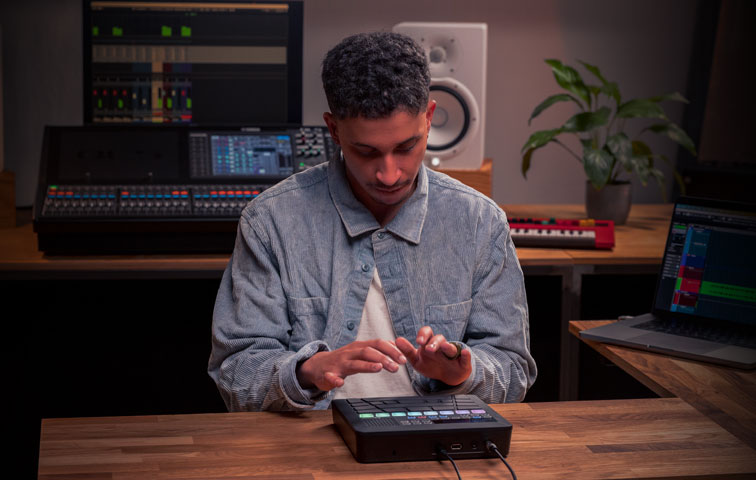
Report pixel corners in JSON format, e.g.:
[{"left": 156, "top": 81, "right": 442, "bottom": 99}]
[{"left": 559, "top": 265, "right": 593, "bottom": 400}]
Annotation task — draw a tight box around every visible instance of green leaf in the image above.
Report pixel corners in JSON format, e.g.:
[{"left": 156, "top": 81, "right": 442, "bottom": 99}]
[
  {"left": 578, "top": 60, "right": 621, "bottom": 105},
  {"left": 563, "top": 106, "right": 611, "bottom": 132},
  {"left": 616, "top": 99, "right": 668, "bottom": 120},
  {"left": 528, "top": 94, "right": 583, "bottom": 125},
  {"left": 644, "top": 123, "right": 697, "bottom": 156},
  {"left": 629, "top": 140, "right": 653, "bottom": 185},
  {"left": 583, "top": 147, "right": 613, "bottom": 188},
  {"left": 649, "top": 92, "right": 689, "bottom": 103},
  {"left": 629, "top": 155, "right": 651, "bottom": 185},
  {"left": 606, "top": 133, "right": 633, "bottom": 171},
  {"left": 521, "top": 128, "right": 563, "bottom": 178},
  {"left": 522, "top": 148, "right": 534, "bottom": 178},
  {"left": 632, "top": 140, "right": 653, "bottom": 157},
  {"left": 521, "top": 128, "right": 563, "bottom": 153},
  {"left": 600, "top": 82, "right": 621, "bottom": 106},
  {"left": 578, "top": 60, "right": 608, "bottom": 84},
  {"left": 545, "top": 59, "right": 591, "bottom": 107}
]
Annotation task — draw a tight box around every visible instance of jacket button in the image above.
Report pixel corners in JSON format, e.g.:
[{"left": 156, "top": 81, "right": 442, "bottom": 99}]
[
  {"left": 361, "top": 263, "right": 370, "bottom": 272},
  {"left": 347, "top": 321, "right": 355, "bottom": 330}
]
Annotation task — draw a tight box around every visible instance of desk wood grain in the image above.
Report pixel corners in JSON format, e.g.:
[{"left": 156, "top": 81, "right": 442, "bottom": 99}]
[
  {"left": 571, "top": 320, "right": 756, "bottom": 451},
  {"left": 38, "top": 399, "right": 756, "bottom": 479}
]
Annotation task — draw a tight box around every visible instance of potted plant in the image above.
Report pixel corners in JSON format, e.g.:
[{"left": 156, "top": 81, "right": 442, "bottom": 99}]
[{"left": 521, "top": 59, "right": 696, "bottom": 224}]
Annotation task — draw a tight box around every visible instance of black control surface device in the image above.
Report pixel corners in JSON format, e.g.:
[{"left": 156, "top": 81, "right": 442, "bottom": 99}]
[
  {"left": 34, "top": 125, "right": 335, "bottom": 254},
  {"left": 332, "top": 394, "right": 512, "bottom": 463}
]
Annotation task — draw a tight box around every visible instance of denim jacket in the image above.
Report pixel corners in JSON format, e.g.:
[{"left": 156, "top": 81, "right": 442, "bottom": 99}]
[{"left": 208, "top": 155, "right": 537, "bottom": 411}]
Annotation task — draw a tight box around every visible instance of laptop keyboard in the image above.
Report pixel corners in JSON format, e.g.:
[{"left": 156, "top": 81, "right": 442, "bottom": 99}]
[{"left": 635, "top": 318, "right": 756, "bottom": 349}]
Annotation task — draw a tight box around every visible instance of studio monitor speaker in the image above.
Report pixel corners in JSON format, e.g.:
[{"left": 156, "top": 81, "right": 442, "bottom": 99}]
[{"left": 393, "top": 22, "right": 487, "bottom": 170}]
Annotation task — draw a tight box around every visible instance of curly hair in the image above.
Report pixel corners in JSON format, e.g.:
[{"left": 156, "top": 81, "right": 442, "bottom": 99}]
[{"left": 321, "top": 31, "right": 430, "bottom": 119}]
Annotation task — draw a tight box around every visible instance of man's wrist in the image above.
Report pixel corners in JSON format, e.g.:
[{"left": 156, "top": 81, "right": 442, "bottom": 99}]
[{"left": 295, "top": 351, "right": 321, "bottom": 390}]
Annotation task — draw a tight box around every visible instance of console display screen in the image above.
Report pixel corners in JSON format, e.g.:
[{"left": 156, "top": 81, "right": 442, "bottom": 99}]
[{"left": 209, "top": 133, "right": 293, "bottom": 176}]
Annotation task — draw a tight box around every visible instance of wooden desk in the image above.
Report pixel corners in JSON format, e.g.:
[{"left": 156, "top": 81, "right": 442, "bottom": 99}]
[
  {"left": 38, "top": 398, "right": 756, "bottom": 479},
  {"left": 571, "top": 320, "right": 756, "bottom": 450},
  {"left": 0, "top": 204, "right": 670, "bottom": 277}
]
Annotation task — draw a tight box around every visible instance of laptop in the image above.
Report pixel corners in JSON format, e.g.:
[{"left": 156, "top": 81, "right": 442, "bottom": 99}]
[{"left": 580, "top": 196, "right": 756, "bottom": 369}]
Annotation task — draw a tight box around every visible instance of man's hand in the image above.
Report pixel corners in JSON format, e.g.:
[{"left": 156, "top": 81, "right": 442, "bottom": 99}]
[
  {"left": 395, "top": 326, "right": 472, "bottom": 387},
  {"left": 296, "top": 339, "right": 407, "bottom": 391}
]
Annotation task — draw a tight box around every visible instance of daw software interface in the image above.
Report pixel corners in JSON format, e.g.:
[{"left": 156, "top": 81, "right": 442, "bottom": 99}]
[
  {"left": 83, "top": 0, "right": 303, "bottom": 125},
  {"left": 654, "top": 200, "right": 756, "bottom": 326}
]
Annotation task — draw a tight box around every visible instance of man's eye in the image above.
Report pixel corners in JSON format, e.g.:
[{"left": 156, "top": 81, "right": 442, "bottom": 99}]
[{"left": 396, "top": 143, "right": 417, "bottom": 154}]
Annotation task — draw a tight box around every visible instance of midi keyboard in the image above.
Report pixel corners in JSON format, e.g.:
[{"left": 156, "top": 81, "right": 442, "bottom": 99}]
[{"left": 509, "top": 217, "right": 615, "bottom": 249}]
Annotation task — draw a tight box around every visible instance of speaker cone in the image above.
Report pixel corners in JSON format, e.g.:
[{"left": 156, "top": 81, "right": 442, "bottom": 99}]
[{"left": 428, "top": 85, "right": 470, "bottom": 151}]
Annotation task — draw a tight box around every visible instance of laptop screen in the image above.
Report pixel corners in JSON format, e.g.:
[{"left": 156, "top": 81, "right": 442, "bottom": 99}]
[{"left": 653, "top": 197, "right": 756, "bottom": 327}]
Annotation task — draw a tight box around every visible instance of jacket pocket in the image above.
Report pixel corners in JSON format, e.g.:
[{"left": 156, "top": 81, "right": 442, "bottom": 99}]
[
  {"left": 424, "top": 299, "right": 472, "bottom": 342},
  {"left": 287, "top": 296, "right": 329, "bottom": 350}
]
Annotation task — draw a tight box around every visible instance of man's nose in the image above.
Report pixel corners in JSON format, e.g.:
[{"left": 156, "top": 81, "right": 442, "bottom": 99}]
[{"left": 375, "top": 155, "right": 401, "bottom": 186}]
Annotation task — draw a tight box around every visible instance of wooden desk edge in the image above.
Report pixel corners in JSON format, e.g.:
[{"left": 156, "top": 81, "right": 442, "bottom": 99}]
[
  {"left": 38, "top": 398, "right": 756, "bottom": 479},
  {"left": 569, "top": 320, "right": 675, "bottom": 398}
]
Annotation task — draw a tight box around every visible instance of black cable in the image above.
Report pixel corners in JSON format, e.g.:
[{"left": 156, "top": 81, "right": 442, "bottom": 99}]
[
  {"left": 437, "top": 448, "right": 463, "bottom": 480},
  {"left": 486, "top": 440, "right": 517, "bottom": 480}
]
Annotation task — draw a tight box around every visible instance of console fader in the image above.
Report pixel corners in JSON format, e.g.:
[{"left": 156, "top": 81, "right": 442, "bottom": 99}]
[{"left": 34, "top": 125, "right": 336, "bottom": 254}]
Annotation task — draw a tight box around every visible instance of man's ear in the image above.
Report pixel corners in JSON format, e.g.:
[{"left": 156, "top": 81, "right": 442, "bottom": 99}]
[
  {"left": 425, "top": 100, "right": 437, "bottom": 131},
  {"left": 323, "top": 112, "right": 340, "bottom": 145}
]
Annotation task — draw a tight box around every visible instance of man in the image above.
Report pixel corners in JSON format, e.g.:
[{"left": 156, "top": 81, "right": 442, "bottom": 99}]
[{"left": 208, "top": 31, "right": 536, "bottom": 411}]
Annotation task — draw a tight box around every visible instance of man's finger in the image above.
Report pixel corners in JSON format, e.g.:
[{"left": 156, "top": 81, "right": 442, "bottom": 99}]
[
  {"left": 358, "top": 346, "right": 400, "bottom": 372},
  {"left": 342, "top": 359, "right": 384, "bottom": 376},
  {"left": 366, "top": 339, "right": 408, "bottom": 365},
  {"left": 323, "top": 371, "right": 345, "bottom": 389},
  {"left": 424, "top": 334, "right": 447, "bottom": 353},
  {"left": 416, "top": 326, "right": 434, "bottom": 346},
  {"left": 395, "top": 337, "right": 419, "bottom": 365},
  {"left": 440, "top": 341, "right": 461, "bottom": 359},
  {"left": 458, "top": 348, "right": 472, "bottom": 366}
]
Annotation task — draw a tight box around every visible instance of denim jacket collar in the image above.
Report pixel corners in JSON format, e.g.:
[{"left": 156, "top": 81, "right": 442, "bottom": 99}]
[{"left": 328, "top": 153, "right": 428, "bottom": 244}]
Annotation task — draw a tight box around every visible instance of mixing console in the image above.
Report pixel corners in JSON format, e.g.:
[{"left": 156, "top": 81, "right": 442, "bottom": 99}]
[{"left": 34, "top": 125, "right": 335, "bottom": 253}]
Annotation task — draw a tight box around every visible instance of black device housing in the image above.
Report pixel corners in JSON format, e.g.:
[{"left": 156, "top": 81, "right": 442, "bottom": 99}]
[{"left": 332, "top": 394, "right": 513, "bottom": 463}]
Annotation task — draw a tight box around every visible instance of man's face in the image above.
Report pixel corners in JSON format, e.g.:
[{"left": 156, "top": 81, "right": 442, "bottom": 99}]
[{"left": 324, "top": 102, "right": 435, "bottom": 222}]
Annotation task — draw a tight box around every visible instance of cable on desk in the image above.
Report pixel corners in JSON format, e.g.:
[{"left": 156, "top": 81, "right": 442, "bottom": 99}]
[
  {"left": 486, "top": 440, "right": 517, "bottom": 480},
  {"left": 437, "top": 448, "right": 462, "bottom": 480}
]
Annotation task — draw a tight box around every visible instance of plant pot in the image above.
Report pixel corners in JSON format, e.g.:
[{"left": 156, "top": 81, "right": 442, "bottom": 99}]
[{"left": 585, "top": 181, "right": 632, "bottom": 225}]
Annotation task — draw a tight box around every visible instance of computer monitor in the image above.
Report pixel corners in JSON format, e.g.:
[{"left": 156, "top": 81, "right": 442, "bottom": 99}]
[{"left": 82, "top": 0, "right": 303, "bottom": 126}]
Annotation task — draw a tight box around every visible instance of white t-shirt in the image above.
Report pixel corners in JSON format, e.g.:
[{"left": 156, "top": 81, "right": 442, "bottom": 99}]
[{"left": 333, "top": 267, "right": 415, "bottom": 399}]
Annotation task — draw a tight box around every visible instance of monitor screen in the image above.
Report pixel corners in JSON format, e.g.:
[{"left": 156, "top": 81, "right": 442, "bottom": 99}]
[
  {"left": 654, "top": 199, "right": 756, "bottom": 326},
  {"left": 187, "top": 131, "right": 294, "bottom": 179},
  {"left": 209, "top": 132, "right": 293, "bottom": 176},
  {"left": 82, "top": 0, "right": 303, "bottom": 126}
]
